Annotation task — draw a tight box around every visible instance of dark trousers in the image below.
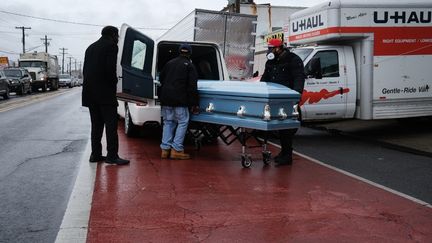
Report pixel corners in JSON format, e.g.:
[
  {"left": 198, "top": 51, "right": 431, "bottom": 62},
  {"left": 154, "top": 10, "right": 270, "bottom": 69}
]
[
  {"left": 279, "top": 128, "right": 298, "bottom": 156},
  {"left": 88, "top": 105, "right": 118, "bottom": 159}
]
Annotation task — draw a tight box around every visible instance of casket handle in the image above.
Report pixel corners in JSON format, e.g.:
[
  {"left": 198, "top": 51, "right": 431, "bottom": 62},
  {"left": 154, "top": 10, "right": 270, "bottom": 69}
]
[
  {"left": 278, "top": 108, "right": 287, "bottom": 120},
  {"left": 263, "top": 104, "right": 271, "bottom": 121},
  {"left": 237, "top": 106, "right": 246, "bottom": 117},
  {"left": 292, "top": 104, "right": 299, "bottom": 120},
  {"left": 206, "top": 103, "right": 215, "bottom": 113}
]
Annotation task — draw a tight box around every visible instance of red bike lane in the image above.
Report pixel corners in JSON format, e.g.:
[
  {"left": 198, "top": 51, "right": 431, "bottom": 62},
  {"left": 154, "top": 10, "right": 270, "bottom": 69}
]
[{"left": 86, "top": 126, "right": 432, "bottom": 242}]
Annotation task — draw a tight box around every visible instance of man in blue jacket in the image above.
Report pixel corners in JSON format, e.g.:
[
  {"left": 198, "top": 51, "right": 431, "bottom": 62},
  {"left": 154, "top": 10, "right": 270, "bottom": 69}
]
[{"left": 159, "top": 43, "right": 199, "bottom": 160}]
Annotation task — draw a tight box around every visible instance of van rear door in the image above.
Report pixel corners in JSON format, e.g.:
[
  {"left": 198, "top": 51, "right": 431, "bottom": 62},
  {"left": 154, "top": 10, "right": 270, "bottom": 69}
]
[{"left": 117, "top": 24, "right": 154, "bottom": 103}]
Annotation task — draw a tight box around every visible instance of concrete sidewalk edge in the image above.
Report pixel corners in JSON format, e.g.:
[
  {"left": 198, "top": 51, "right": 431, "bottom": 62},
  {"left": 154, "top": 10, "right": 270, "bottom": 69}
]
[{"left": 55, "top": 141, "right": 96, "bottom": 243}]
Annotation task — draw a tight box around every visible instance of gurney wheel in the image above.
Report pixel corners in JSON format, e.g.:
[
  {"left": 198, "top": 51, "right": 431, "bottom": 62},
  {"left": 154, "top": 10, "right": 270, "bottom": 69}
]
[
  {"left": 194, "top": 140, "right": 202, "bottom": 151},
  {"left": 241, "top": 155, "right": 252, "bottom": 168},
  {"left": 262, "top": 151, "right": 271, "bottom": 165}
]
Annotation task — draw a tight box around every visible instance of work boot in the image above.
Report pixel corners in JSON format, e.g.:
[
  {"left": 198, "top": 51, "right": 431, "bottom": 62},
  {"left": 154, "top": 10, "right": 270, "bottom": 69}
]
[
  {"left": 170, "top": 149, "right": 191, "bottom": 160},
  {"left": 161, "top": 149, "right": 171, "bottom": 159}
]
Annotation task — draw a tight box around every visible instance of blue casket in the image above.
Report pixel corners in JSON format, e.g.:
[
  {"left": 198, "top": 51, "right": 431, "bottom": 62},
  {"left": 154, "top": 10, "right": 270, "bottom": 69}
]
[{"left": 190, "top": 81, "right": 301, "bottom": 131}]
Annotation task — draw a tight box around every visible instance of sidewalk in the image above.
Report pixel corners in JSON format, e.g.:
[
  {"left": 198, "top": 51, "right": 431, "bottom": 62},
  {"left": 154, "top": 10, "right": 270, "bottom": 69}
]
[{"left": 81, "top": 124, "right": 432, "bottom": 242}]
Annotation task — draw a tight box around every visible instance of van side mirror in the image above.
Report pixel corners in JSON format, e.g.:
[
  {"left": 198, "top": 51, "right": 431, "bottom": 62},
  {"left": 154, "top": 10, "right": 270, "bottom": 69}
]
[{"left": 307, "top": 57, "right": 322, "bottom": 79}]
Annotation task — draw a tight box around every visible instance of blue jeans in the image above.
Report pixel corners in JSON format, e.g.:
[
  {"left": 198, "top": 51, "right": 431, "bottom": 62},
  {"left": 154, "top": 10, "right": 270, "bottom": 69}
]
[{"left": 160, "top": 106, "right": 189, "bottom": 151}]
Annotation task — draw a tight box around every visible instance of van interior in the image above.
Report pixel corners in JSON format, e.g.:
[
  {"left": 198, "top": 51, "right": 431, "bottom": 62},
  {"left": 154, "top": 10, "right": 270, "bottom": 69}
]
[{"left": 156, "top": 42, "right": 221, "bottom": 81}]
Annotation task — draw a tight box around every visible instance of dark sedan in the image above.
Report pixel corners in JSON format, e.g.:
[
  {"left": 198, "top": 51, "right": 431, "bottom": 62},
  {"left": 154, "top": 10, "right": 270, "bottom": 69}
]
[{"left": 3, "top": 68, "right": 32, "bottom": 95}]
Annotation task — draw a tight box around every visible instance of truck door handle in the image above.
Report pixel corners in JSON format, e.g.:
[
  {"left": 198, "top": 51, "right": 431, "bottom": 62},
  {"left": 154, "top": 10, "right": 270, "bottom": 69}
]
[{"left": 339, "top": 87, "right": 344, "bottom": 95}]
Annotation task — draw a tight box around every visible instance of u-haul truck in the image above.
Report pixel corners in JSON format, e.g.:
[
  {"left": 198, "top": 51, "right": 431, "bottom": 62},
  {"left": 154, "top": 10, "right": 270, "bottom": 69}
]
[{"left": 285, "top": 0, "right": 432, "bottom": 121}]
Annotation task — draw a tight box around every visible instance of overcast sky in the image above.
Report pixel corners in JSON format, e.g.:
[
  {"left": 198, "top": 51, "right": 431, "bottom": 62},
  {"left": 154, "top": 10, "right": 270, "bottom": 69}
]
[{"left": 0, "top": 0, "right": 322, "bottom": 64}]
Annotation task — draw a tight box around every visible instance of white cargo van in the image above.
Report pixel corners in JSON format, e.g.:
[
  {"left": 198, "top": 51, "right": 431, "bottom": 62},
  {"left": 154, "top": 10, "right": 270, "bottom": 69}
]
[
  {"left": 285, "top": 0, "right": 432, "bottom": 121},
  {"left": 116, "top": 24, "right": 230, "bottom": 136}
]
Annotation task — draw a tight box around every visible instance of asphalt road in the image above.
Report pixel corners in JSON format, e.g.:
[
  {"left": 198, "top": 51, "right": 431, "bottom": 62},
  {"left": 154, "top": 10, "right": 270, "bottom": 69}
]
[
  {"left": 0, "top": 88, "right": 89, "bottom": 243},
  {"left": 292, "top": 126, "right": 432, "bottom": 204}
]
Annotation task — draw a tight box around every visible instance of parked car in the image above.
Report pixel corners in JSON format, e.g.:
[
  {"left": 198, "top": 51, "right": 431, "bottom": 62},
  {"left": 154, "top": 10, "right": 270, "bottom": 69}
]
[
  {"left": 3, "top": 67, "right": 32, "bottom": 95},
  {"left": 0, "top": 70, "right": 10, "bottom": 99},
  {"left": 59, "top": 74, "right": 73, "bottom": 88}
]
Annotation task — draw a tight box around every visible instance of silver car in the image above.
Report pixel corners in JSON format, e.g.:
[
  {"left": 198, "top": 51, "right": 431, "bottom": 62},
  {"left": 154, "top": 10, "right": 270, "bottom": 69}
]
[{"left": 59, "top": 74, "right": 73, "bottom": 88}]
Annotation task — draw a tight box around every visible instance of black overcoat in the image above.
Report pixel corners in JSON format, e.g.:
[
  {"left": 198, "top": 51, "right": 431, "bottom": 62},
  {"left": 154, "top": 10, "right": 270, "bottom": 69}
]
[{"left": 82, "top": 36, "right": 118, "bottom": 107}]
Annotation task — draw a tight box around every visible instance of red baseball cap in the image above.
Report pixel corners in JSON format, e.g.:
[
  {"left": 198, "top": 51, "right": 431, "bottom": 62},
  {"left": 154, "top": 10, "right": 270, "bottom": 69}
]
[{"left": 267, "top": 38, "right": 283, "bottom": 47}]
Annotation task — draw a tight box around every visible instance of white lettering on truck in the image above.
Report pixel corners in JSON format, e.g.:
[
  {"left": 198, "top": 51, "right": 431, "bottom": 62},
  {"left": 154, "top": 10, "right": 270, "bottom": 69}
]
[
  {"left": 292, "top": 15, "right": 324, "bottom": 33},
  {"left": 374, "top": 11, "right": 431, "bottom": 24}
]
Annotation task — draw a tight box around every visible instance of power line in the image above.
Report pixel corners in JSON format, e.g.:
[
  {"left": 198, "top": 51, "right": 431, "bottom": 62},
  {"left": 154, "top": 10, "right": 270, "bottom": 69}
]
[
  {"left": 0, "top": 49, "right": 20, "bottom": 55},
  {"left": 0, "top": 9, "right": 169, "bottom": 30}
]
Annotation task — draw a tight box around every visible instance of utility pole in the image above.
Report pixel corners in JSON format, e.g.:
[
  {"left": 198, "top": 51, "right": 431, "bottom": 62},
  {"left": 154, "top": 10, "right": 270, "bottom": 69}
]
[
  {"left": 74, "top": 59, "right": 77, "bottom": 74},
  {"left": 79, "top": 61, "right": 82, "bottom": 77},
  {"left": 15, "top": 26, "right": 31, "bottom": 53},
  {"left": 59, "top": 48, "right": 68, "bottom": 74},
  {"left": 68, "top": 56, "right": 73, "bottom": 76},
  {"left": 41, "top": 35, "right": 51, "bottom": 53}
]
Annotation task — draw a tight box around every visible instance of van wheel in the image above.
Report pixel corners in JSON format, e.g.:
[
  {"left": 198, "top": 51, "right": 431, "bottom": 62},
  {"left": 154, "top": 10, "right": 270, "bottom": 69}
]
[{"left": 125, "top": 104, "right": 138, "bottom": 137}]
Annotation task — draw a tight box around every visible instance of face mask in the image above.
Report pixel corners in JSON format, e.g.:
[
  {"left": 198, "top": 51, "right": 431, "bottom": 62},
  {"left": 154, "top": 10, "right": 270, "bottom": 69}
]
[{"left": 266, "top": 52, "right": 275, "bottom": 60}]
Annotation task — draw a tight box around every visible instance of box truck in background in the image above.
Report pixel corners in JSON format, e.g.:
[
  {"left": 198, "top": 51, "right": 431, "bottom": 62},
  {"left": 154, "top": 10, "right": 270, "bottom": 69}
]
[
  {"left": 19, "top": 52, "right": 59, "bottom": 92},
  {"left": 285, "top": 0, "right": 432, "bottom": 121},
  {"left": 157, "top": 9, "right": 257, "bottom": 81}
]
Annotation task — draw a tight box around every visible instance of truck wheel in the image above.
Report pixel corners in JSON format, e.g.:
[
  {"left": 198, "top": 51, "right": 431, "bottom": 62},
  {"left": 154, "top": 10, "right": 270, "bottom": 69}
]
[
  {"left": 51, "top": 81, "right": 58, "bottom": 91},
  {"left": 3, "top": 87, "right": 10, "bottom": 99},
  {"left": 42, "top": 83, "right": 47, "bottom": 92},
  {"left": 125, "top": 104, "right": 138, "bottom": 137}
]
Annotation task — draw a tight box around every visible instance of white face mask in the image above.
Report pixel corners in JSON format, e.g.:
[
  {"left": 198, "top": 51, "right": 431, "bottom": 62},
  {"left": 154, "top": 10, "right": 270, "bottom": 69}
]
[{"left": 266, "top": 52, "right": 275, "bottom": 60}]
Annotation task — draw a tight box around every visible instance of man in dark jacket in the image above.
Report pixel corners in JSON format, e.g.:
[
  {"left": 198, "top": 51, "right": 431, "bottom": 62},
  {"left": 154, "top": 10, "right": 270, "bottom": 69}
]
[
  {"left": 159, "top": 43, "right": 199, "bottom": 160},
  {"left": 82, "top": 25, "right": 129, "bottom": 165},
  {"left": 260, "top": 38, "right": 305, "bottom": 166}
]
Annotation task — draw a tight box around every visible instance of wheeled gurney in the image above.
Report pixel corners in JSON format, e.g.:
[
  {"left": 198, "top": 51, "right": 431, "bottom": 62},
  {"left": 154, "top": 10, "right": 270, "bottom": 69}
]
[{"left": 190, "top": 80, "right": 301, "bottom": 168}]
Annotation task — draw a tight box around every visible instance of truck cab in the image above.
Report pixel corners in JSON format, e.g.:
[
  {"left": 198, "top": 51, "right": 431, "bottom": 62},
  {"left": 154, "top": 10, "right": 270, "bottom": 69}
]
[
  {"left": 293, "top": 45, "right": 356, "bottom": 121},
  {"left": 116, "top": 24, "right": 230, "bottom": 136}
]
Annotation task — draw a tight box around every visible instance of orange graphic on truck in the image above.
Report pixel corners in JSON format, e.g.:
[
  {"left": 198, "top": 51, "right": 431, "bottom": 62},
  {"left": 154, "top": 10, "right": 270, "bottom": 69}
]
[{"left": 300, "top": 88, "right": 350, "bottom": 106}]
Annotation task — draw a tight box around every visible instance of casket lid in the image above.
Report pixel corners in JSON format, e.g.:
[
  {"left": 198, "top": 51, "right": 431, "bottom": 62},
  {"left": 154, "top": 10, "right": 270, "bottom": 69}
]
[{"left": 198, "top": 80, "right": 300, "bottom": 98}]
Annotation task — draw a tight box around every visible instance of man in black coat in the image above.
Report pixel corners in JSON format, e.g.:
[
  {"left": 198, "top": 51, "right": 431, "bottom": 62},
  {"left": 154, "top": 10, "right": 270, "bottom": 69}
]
[
  {"left": 158, "top": 43, "right": 199, "bottom": 160},
  {"left": 82, "top": 25, "right": 129, "bottom": 165},
  {"left": 260, "top": 38, "right": 305, "bottom": 166}
]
